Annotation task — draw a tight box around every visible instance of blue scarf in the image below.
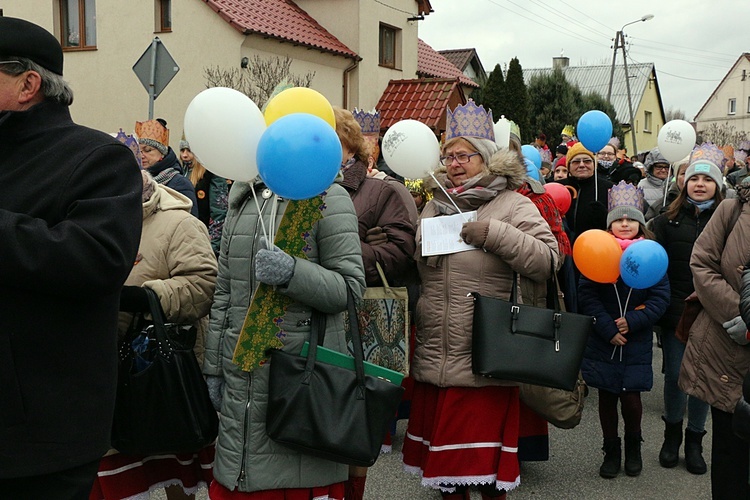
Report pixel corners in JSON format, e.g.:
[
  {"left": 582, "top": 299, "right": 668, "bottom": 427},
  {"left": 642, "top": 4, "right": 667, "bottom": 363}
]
[{"left": 687, "top": 197, "right": 715, "bottom": 213}]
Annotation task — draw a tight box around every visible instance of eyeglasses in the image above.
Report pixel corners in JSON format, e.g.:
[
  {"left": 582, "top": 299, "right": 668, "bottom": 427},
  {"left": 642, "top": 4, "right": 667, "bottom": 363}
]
[
  {"left": 0, "top": 60, "right": 23, "bottom": 67},
  {"left": 439, "top": 152, "right": 481, "bottom": 166},
  {"left": 569, "top": 158, "right": 594, "bottom": 166},
  {"left": 652, "top": 165, "right": 670, "bottom": 171},
  {"left": 597, "top": 151, "right": 616, "bottom": 157}
]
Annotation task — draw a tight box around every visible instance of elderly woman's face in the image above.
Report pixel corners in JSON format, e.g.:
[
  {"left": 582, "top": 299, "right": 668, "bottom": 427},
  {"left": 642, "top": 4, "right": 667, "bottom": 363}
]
[
  {"left": 569, "top": 153, "right": 595, "bottom": 179},
  {"left": 140, "top": 145, "right": 163, "bottom": 168},
  {"left": 443, "top": 142, "right": 484, "bottom": 186}
]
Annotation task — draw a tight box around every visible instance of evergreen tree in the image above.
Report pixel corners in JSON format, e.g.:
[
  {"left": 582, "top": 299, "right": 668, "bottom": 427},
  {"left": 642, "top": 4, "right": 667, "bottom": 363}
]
[
  {"left": 474, "top": 64, "right": 504, "bottom": 120},
  {"left": 527, "top": 68, "right": 580, "bottom": 148},
  {"left": 504, "top": 57, "right": 530, "bottom": 142}
]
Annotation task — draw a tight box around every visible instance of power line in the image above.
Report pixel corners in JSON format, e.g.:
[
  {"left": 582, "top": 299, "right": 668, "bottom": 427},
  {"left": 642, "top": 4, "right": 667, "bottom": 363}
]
[
  {"left": 628, "top": 55, "right": 723, "bottom": 82},
  {"left": 627, "top": 38, "right": 736, "bottom": 64},
  {"left": 557, "top": 0, "right": 616, "bottom": 33},
  {"left": 628, "top": 47, "right": 731, "bottom": 69},
  {"left": 527, "top": 0, "right": 612, "bottom": 39},
  {"left": 628, "top": 36, "right": 739, "bottom": 59},
  {"left": 372, "top": 0, "right": 417, "bottom": 15},
  {"left": 482, "top": 0, "right": 605, "bottom": 47}
]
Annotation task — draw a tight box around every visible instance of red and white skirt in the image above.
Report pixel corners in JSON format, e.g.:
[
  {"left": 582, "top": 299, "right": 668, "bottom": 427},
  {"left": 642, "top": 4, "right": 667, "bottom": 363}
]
[
  {"left": 208, "top": 479, "right": 345, "bottom": 500},
  {"left": 402, "top": 381, "right": 521, "bottom": 493},
  {"left": 89, "top": 445, "right": 214, "bottom": 500}
]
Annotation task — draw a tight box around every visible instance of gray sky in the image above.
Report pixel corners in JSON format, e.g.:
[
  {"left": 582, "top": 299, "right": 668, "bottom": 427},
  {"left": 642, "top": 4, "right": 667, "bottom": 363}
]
[{"left": 418, "top": 0, "right": 748, "bottom": 122}]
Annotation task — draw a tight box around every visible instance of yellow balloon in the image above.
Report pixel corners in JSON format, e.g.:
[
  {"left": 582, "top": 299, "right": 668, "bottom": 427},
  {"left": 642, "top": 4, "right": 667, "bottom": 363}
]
[{"left": 263, "top": 87, "right": 336, "bottom": 129}]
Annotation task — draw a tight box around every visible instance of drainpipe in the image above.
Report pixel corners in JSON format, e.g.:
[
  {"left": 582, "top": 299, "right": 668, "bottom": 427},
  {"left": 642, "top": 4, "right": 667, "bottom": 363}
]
[{"left": 342, "top": 56, "right": 361, "bottom": 109}]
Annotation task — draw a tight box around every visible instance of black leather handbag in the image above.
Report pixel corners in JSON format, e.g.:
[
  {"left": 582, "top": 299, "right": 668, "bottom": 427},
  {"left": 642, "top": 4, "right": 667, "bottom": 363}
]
[
  {"left": 471, "top": 269, "right": 594, "bottom": 392},
  {"left": 266, "top": 289, "right": 405, "bottom": 467},
  {"left": 111, "top": 288, "right": 218, "bottom": 455}
]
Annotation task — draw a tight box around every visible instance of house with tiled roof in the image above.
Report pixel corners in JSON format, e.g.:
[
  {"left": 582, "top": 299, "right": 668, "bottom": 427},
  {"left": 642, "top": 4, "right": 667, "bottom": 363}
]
[
  {"left": 3, "top": 0, "right": 433, "bottom": 149},
  {"left": 694, "top": 53, "right": 750, "bottom": 136},
  {"left": 438, "top": 48, "right": 487, "bottom": 86},
  {"left": 524, "top": 57, "right": 665, "bottom": 155},
  {"left": 417, "top": 39, "right": 480, "bottom": 93},
  {"left": 376, "top": 77, "right": 466, "bottom": 134}
]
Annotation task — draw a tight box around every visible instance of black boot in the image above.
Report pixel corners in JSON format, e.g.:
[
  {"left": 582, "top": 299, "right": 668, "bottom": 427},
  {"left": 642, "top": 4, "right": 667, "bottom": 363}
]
[
  {"left": 684, "top": 429, "right": 708, "bottom": 475},
  {"left": 624, "top": 433, "right": 643, "bottom": 476},
  {"left": 658, "top": 418, "right": 683, "bottom": 468},
  {"left": 599, "top": 438, "right": 621, "bottom": 479}
]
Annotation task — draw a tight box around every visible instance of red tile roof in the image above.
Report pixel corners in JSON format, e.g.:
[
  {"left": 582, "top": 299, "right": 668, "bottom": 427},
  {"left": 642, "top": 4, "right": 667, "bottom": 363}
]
[
  {"left": 417, "top": 39, "right": 479, "bottom": 88},
  {"left": 438, "top": 48, "right": 475, "bottom": 72},
  {"left": 376, "top": 78, "right": 466, "bottom": 130},
  {"left": 203, "top": 0, "right": 358, "bottom": 59}
]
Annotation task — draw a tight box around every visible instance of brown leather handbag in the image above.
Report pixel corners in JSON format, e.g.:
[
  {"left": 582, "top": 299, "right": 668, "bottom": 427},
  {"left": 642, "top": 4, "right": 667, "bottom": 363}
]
[{"left": 675, "top": 292, "right": 701, "bottom": 344}]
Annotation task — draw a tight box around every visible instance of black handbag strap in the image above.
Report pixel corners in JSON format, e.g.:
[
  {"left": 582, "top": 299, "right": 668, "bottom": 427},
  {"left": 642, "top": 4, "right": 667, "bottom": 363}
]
[
  {"left": 304, "top": 288, "right": 367, "bottom": 393},
  {"left": 511, "top": 251, "right": 561, "bottom": 313},
  {"left": 139, "top": 288, "right": 173, "bottom": 358}
]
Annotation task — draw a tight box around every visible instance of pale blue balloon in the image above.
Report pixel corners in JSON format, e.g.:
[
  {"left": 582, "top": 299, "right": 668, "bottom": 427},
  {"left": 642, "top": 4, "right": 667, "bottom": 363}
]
[
  {"left": 521, "top": 144, "right": 542, "bottom": 169},
  {"left": 257, "top": 113, "right": 342, "bottom": 200},
  {"left": 524, "top": 157, "right": 540, "bottom": 181},
  {"left": 620, "top": 240, "right": 668, "bottom": 289}
]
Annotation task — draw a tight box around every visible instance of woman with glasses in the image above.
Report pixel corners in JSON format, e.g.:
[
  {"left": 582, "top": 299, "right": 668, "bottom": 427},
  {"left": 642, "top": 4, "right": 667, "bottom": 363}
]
[
  {"left": 402, "top": 101, "right": 558, "bottom": 500},
  {"left": 597, "top": 142, "right": 641, "bottom": 186},
  {"left": 638, "top": 148, "right": 672, "bottom": 219}
]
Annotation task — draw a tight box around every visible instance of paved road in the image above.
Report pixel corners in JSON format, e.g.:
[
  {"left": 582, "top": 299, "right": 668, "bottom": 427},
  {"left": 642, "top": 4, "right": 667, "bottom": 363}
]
[{"left": 155, "top": 340, "right": 713, "bottom": 499}]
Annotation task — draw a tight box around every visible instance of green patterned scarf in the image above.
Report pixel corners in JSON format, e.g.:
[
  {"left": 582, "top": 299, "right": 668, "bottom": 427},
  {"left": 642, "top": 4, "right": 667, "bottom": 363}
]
[{"left": 232, "top": 192, "right": 327, "bottom": 372}]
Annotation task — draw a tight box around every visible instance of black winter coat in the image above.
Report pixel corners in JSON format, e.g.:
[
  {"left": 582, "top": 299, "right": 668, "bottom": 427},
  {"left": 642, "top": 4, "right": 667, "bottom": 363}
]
[
  {"left": 579, "top": 274, "right": 670, "bottom": 393},
  {"left": 0, "top": 102, "right": 142, "bottom": 477},
  {"left": 147, "top": 148, "right": 199, "bottom": 217},
  {"left": 556, "top": 174, "right": 613, "bottom": 241},
  {"left": 651, "top": 202, "right": 717, "bottom": 328}
]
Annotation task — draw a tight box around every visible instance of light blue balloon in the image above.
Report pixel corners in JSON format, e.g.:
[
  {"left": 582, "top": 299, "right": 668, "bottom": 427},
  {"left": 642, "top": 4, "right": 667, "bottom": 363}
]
[
  {"left": 524, "top": 157, "right": 540, "bottom": 181},
  {"left": 257, "top": 113, "right": 342, "bottom": 200},
  {"left": 620, "top": 240, "right": 668, "bottom": 289},
  {"left": 521, "top": 144, "right": 542, "bottom": 169},
  {"left": 577, "top": 110, "right": 613, "bottom": 153}
]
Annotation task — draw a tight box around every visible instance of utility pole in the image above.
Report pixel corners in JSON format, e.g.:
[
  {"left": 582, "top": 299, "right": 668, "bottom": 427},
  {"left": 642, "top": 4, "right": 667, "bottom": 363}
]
[{"left": 607, "top": 15, "right": 654, "bottom": 157}]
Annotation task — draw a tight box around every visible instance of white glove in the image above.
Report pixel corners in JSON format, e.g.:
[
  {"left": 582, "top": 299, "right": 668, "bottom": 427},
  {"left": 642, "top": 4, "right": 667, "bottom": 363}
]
[{"left": 205, "top": 375, "right": 225, "bottom": 412}]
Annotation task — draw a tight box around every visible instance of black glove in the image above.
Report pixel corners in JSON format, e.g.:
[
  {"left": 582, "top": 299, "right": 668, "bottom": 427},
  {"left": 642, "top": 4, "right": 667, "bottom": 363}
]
[
  {"left": 119, "top": 285, "right": 150, "bottom": 312},
  {"left": 589, "top": 200, "right": 608, "bottom": 227}
]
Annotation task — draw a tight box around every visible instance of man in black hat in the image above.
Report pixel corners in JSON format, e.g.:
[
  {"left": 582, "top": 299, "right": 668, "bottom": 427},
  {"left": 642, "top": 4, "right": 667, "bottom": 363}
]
[{"left": 0, "top": 17, "right": 143, "bottom": 498}]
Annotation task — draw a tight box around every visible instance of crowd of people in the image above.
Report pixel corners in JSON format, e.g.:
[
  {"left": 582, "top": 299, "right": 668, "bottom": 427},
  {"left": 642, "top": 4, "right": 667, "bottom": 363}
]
[{"left": 4, "top": 16, "right": 750, "bottom": 500}]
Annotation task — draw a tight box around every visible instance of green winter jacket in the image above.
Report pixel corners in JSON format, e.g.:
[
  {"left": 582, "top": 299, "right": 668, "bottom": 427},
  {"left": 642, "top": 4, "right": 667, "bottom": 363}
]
[{"left": 203, "top": 177, "right": 365, "bottom": 493}]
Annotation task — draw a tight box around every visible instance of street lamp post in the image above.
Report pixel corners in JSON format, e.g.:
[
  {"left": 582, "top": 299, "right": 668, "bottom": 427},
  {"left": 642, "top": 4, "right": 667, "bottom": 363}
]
[{"left": 607, "top": 14, "right": 654, "bottom": 156}]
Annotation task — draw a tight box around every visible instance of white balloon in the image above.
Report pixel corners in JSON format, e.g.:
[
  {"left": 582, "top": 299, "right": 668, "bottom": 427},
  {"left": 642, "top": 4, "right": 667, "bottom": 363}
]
[
  {"left": 183, "top": 87, "right": 266, "bottom": 181},
  {"left": 494, "top": 116, "right": 511, "bottom": 149},
  {"left": 381, "top": 120, "right": 440, "bottom": 179},
  {"left": 657, "top": 120, "right": 696, "bottom": 164}
]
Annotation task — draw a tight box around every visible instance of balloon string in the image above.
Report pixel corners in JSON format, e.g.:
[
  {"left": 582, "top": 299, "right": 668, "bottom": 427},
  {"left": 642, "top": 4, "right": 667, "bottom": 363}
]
[
  {"left": 251, "top": 186, "right": 269, "bottom": 243},
  {"left": 623, "top": 287, "right": 633, "bottom": 315},
  {"left": 270, "top": 194, "right": 280, "bottom": 245},
  {"left": 613, "top": 283, "right": 624, "bottom": 318},
  {"left": 662, "top": 163, "right": 673, "bottom": 207},
  {"left": 429, "top": 172, "right": 466, "bottom": 219}
]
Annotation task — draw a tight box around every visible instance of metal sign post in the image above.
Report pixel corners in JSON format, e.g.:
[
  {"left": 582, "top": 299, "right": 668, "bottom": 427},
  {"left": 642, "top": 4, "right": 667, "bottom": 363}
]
[{"left": 133, "top": 37, "right": 179, "bottom": 119}]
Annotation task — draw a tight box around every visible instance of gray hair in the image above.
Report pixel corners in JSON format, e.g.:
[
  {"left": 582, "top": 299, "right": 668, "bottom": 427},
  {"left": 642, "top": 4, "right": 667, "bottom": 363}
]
[{"left": 0, "top": 57, "right": 74, "bottom": 106}]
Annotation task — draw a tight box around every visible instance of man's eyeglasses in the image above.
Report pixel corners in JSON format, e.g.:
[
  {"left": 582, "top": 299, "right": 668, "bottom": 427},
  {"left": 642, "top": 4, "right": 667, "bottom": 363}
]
[
  {"left": 439, "top": 152, "right": 480, "bottom": 166},
  {"left": 0, "top": 61, "right": 23, "bottom": 67},
  {"left": 570, "top": 158, "right": 594, "bottom": 166}
]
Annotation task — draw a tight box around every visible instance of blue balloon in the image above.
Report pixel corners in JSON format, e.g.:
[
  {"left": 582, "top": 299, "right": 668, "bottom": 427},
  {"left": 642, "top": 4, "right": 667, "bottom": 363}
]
[
  {"left": 524, "top": 157, "right": 540, "bottom": 181},
  {"left": 257, "top": 113, "right": 342, "bottom": 200},
  {"left": 577, "top": 110, "right": 613, "bottom": 153},
  {"left": 521, "top": 144, "right": 542, "bottom": 169},
  {"left": 619, "top": 240, "right": 668, "bottom": 289}
]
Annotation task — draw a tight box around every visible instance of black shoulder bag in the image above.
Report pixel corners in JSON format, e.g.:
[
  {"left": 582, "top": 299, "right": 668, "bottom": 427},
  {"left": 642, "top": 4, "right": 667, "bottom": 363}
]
[
  {"left": 471, "top": 262, "right": 594, "bottom": 392},
  {"left": 111, "top": 288, "right": 218, "bottom": 455},
  {"left": 266, "top": 289, "right": 405, "bottom": 467}
]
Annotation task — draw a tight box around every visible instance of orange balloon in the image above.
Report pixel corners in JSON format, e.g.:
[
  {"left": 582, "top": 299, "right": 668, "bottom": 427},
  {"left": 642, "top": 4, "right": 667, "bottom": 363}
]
[{"left": 572, "top": 229, "right": 622, "bottom": 283}]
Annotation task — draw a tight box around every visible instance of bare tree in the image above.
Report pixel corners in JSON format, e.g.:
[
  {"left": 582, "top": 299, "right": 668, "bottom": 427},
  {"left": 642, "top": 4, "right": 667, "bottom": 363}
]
[
  {"left": 203, "top": 55, "right": 315, "bottom": 109},
  {"left": 665, "top": 106, "right": 686, "bottom": 121},
  {"left": 697, "top": 121, "right": 748, "bottom": 147}
]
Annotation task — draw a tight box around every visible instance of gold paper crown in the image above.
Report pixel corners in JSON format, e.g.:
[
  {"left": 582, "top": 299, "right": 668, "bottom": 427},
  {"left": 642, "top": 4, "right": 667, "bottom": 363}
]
[
  {"left": 509, "top": 120, "right": 521, "bottom": 142},
  {"left": 352, "top": 108, "right": 380, "bottom": 135},
  {"left": 405, "top": 178, "right": 433, "bottom": 201},
  {"left": 561, "top": 124, "right": 575, "bottom": 137},
  {"left": 445, "top": 99, "right": 495, "bottom": 142}
]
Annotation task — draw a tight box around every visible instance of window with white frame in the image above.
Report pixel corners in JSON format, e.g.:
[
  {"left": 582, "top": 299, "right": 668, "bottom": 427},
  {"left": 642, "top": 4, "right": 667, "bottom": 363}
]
[
  {"left": 60, "top": 0, "right": 96, "bottom": 49},
  {"left": 729, "top": 98, "right": 737, "bottom": 115},
  {"left": 644, "top": 111, "right": 652, "bottom": 133}
]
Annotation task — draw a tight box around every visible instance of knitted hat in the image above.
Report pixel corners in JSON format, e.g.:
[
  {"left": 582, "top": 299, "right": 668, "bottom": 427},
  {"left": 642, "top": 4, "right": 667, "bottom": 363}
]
[
  {"left": 135, "top": 120, "right": 169, "bottom": 156},
  {"left": 0, "top": 17, "right": 64, "bottom": 75},
  {"left": 684, "top": 162, "right": 723, "bottom": 188},
  {"left": 566, "top": 142, "right": 595, "bottom": 164},
  {"left": 556, "top": 144, "right": 568, "bottom": 156},
  {"left": 606, "top": 181, "right": 646, "bottom": 227}
]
